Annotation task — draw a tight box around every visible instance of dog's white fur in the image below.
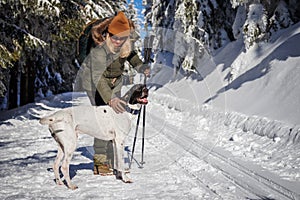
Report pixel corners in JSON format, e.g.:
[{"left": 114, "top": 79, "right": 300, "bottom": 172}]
[{"left": 40, "top": 104, "right": 140, "bottom": 189}]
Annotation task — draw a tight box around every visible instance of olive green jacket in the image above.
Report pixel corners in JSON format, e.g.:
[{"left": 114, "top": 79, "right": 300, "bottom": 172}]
[{"left": 81, "top": 43, "right": 143, "bottom": 104}]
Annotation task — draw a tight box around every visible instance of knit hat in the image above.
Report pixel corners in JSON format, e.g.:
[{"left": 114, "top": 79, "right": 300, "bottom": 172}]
[{"left": 108, "top": 12, "right": 130, "bottom": 37}]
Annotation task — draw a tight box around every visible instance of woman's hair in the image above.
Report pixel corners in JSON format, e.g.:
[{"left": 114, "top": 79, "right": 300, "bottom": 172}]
[
  {"left": 91, "top": 18, "right": 113, "bottom": 46},
  {"left": 106, "top": 34, "right": 132, "bottom": 58}
]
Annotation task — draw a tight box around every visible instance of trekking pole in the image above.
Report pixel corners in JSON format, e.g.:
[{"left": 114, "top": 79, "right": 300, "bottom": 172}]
[
  {"left": 129, "top": 107, "right": 142, "bottom": 169},
  {"left": 140, "top": 75, "right": 147, "bottom": 167},
  {"left": 140, "top": 32, "right": 153, "bottom": 167}
]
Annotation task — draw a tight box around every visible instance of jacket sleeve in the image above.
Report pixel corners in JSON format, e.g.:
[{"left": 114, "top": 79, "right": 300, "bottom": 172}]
[
  {"left": 127, "top": 51, "right": 144, "bottom": 72},
  {"left": 89, "top": 46, "right": 107, "bottom": 88}
]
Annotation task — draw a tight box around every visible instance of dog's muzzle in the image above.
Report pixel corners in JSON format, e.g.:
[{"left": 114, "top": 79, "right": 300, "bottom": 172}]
[{"left": 137, "top": 87, "right": 148, "bottom": 104}]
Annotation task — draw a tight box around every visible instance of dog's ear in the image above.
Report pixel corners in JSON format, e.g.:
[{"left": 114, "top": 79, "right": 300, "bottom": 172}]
[
  {"left": 122, "top": 84, "right": 147, "bottom": 104},
  {"left": 132, "top": 84, "right": 144, "bottom": 91},
  {"left": 39, "top": 117, "right": 55, "bottom": 125},
  {"left": 121, "top": 94, "right": 130, "bottom": 102},
  {"left": 123, "top": 85, "right": 140, "bottom": 101}
]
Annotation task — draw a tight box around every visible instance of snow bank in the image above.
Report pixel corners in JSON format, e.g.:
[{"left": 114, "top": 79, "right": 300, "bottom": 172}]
[
  {"left": 224, "top": 112, "right": 300, "bottom": 144},
  {"left": 150, "top": 90, "right": 300, "bottom": 145}
]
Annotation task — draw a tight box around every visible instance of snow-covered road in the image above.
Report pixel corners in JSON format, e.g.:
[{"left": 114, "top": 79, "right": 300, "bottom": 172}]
[
  {"left": 0, "top": 92, "right": 299, "bottom": 199},
  {"left": 148, "top": 101, "right": 300, "bottom": 199}
]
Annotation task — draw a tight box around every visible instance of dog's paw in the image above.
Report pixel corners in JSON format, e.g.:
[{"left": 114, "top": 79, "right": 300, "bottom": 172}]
[
  {"left": 55, "top": 178, "right": 63, "bottom": 185},
  {"left": 122, "top": 178, "right": 133, "bottom": 183},
  {"left": 122, "top": 174, "right": 133, "bottom": 183},
  {"left": 68, "top": 184, "right": 78, "bottom": 190},
  {"left": 115, "top": 171, "right": 133, "bottom": 183}
]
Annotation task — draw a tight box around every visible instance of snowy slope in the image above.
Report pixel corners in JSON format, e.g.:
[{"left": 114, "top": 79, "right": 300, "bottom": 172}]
[
  {"left": 149, "top": 22, "right": 300, "bottom": 143},
  {"left": 216, "top": 22, "right": 300, "bottom": 125}
]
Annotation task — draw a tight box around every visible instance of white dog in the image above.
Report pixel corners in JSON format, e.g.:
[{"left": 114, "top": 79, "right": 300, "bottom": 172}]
[{"left": 39, "top": 84, "right": 148, "bottom": 190}]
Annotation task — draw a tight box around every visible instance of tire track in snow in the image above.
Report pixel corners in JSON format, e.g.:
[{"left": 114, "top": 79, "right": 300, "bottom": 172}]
[
  {"left": 143, "top": 126, "right": 223, "bottom": 199},
  {"left": 173, "top": 158, "right": 225, "bottom": 199},
  {"left": 190, "top": 141, "right": 300, "bottom": 200},
  {"left": 148, "top": 109, "right": 300, "bottom": 200},
  {"left": 149, "top": 113, "right": 257, "bottom": 199}
]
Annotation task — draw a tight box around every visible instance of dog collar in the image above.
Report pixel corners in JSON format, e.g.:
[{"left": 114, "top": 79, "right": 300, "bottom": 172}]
[
  {"left": 125, "top": 105, "right": 140, "bottom": 115},
  {"left": 49, "top": 129, "right": 64, "bottom": 137}
]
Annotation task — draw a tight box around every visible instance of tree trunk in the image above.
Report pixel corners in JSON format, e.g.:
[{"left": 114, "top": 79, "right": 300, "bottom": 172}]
[
  {"left": 20, "top": 62, "right": 35, "bottom": 106},
  {"left": 8, "top": 67, "right": 18, "bottom": 109}
]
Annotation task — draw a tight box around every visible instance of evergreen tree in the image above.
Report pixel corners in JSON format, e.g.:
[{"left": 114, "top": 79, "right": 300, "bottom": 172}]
[
  {"left": 0, "top": 0, "right": 129, "bottom": 109},
  {"left": 269, "top": 0, "right": 293, "bottom": 33},
  {"left": 143, "top": 0, "right": 300, "bottom": 76},
  {"left": 243, "top": 3, "right": 268, "bottom": 49}
]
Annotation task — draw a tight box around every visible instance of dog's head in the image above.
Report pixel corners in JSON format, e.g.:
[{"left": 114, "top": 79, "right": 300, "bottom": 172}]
[
  {"left": 122, "top": 84, "right": 148, "bottom": 105},
  {"left": 39, "top": 110, "right": 72, "bottom": 125}
]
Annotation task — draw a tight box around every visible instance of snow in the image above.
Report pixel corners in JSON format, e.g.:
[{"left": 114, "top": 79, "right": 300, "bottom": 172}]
[{"left": 1, "top": 20, "right": 300, "bottom": 200}]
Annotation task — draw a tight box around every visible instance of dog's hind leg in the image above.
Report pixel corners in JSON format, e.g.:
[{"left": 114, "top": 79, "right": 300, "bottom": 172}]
[
  {"left": 53, "top": 145, "right": 64, "bottom": 185},
  {"left": 56, "top": 122, "right": 78, "bottom": 189}
]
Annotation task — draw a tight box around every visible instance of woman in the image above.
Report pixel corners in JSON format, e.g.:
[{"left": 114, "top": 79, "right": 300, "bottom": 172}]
[{"left": 79, "top": 11, "right": 149, "bottom": 175}]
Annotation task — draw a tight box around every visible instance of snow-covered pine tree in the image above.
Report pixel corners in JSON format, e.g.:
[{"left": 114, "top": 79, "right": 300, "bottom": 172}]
[
  {"left": 0, "top": 0, "right": 59, "bottom": 108},
  {"left": 123, "top": 0, "right": 144, "bottom": 83},
  {"left": 0, "top": 0, "right": 130, "bottom": 109},
  {"left": 231, "top": 0, "right": 296, "bottom": 49},
  {"left": 144, "top": 0, "right": 235, "bottom": 76},
  {"left": 127, "top": 0, "right": 142, "bottom": 48},
  {"left": 228, "top": 0, "right": 298, "bottom": 81},
  {"left": 243, "top": 3, "right": 268, "bottom": 49},
  {"left": 143, "top": 0, "right": 299, "bottom": 80},
  {"left": 173, "top": 0, "right": 199, "bottom": 73},
  {"left": 269, "top": 0, "right": 293, "bottom": 33}
]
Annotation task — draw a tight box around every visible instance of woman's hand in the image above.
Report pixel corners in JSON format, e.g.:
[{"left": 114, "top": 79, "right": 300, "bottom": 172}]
[{"left": 108, "top": 98, "right": 126, "bottom": 113}]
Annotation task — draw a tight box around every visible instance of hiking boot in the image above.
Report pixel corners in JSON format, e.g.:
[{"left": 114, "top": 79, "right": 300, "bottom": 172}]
[
  {"left": 93, "top": 163, "right": 113, "bottom": 175},
  {"left": 93, "top": 154, "right": 113, "bottom": 175}
]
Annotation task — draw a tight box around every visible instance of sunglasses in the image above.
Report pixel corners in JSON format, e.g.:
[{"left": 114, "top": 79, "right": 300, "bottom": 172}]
[{"left": 109, "top": 33, "right": 129, "bottom": 41}]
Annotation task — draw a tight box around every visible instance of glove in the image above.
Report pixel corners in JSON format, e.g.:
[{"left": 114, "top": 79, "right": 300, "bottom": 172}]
[
  {"left": 108, "top": 98, "right": 126, "bottom": 114},
  {"left": 139, "top": 65, "right": 151, "bottom": 77},
  {"left": 143, "top": 67, "right": 150, "bottom": 77}
]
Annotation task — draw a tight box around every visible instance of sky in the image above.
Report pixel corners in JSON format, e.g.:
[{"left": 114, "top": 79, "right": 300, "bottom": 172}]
[
  {"left": 133, "top": 0, "right": 144, "bottom": 18},
  {"left": 132, "top": 0, "right": 148, "bottom": 38}
]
